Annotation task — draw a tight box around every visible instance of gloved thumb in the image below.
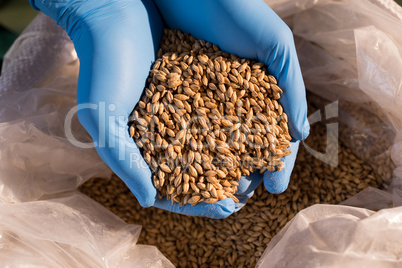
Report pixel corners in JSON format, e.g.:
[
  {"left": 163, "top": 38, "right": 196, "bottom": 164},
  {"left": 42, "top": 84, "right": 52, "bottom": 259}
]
[{"left": 263, "top": 141, "right": 299, "bottom": 194}]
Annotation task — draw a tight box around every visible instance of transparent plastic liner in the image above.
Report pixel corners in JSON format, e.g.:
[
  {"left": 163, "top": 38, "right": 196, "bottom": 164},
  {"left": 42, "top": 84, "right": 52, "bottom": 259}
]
[
  {"left": 0, "top": 13, "right": 173, "bottom": 267},
  {"left": 256, "top": 0, "right": 402, "bottom": 266},
  {"left": 0, "top": 192, "right": 173, "bottom": 267},
  {"left": 1, "top": 13, "right": 76, "bottom": 95},
  {"left": 286, "top": 0, "right": 402, "bottom": 185},
  {"left": 257, "top": 204, "right": 402, "bottom": 268},
  {"left": 0, "top": 13, "right": 111, "bottom": 203},
  {"left": 267, "top": 0, "right": 402, "bottom": 185},
  {"left": 307, "top": 93, "right": 395, "bottom": 185}
]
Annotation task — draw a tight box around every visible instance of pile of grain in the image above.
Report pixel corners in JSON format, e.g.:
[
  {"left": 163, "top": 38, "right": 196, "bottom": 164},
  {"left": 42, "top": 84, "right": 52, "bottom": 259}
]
[
  {"left": 129, "top": 29, "right": 291, "bottom": 205},
  {"left": 80, "top": 99, "right": 385, "bottom": 267}
]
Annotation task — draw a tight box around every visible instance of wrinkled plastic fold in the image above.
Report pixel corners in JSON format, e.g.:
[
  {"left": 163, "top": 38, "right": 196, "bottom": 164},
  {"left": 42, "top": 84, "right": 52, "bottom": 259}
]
[
  {"left": 257, "top": 0, "right": 402, "bottom": 267},
  {"left": 0, "top": 192, "right": 173, "bottom": 267},
  {"left": 0, "top": 13, "right": 173, "bottom": 267},
  {"left": 257, "top": 204, "right": 402, "bottom": 267}
]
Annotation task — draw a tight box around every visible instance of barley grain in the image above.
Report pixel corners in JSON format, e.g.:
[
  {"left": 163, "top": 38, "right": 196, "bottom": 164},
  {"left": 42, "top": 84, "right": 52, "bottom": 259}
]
[{"left": 128, "top": 29, "right": 292, "bottom": 204}]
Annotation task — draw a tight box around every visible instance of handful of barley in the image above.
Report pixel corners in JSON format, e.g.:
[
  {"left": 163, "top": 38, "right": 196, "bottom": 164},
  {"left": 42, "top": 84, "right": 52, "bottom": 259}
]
[{"left": 128, "top": 29, "right": 291, "bottom": 206}]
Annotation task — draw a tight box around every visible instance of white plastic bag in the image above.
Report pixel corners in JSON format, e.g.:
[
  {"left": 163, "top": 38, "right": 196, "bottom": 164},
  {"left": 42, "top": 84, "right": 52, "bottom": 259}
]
[
  {"left": 270, "top": 0, "right": 401, "bottom": 179},
  {"left": 257, "top": 0, "right": 402, "bottom": 266},
  {"left": 0, "top": 192, "right": 172, "bottom": 267},
  {"left": 266, "top": 0, "right": 402, "bottom": 204},
  {"left": 0, "top": 13, "right": 111, "bottom": 203},
  {"left": 0, "top": 13, "right": 173, "bottom": 267},
  {"left": 257, "top": 204, "right": 402, "bottom": 268},
  {"left": 276, "top": 0, "right": 402, "bottom": 182}
]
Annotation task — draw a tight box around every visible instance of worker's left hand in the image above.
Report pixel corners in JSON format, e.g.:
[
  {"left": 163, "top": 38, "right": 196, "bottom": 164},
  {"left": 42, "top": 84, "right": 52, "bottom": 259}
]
[{"left": 28, "top": 0, "right": 238, "bottom": 219}]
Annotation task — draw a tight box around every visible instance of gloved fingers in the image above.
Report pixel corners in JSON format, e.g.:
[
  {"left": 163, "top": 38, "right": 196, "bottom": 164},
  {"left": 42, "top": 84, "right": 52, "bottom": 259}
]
[
  {"left": 62, "top": 0, "right": 163, "bottom": 207},
  {"left": 263, "top": 141, "right": 299, "bottom": 194},
  {"left": 223, "top": 0, "right": 310, "bottom": 141},
  {"left": 73, "top": 0, "right": 163, "bottom": 114},
  {"left": 229, "top": 141, "right": 300, "bottom": 209},
  {"left": 233, "top": 196, "right": 249, "bottom": 212},
  {"left": 154, "top": 0, "right": 309, "bottom": 141},
  {"left": 80, "top": 105, "right": 157, "bottom": 207},
  {"left": 258, "top": 23, "right": 310, "bottom": 141},
  {"left": 154, "top": 196, "right": 236, "bottom": 219},
  {"left": 153, "top": 172, "right": 263, "bottom": 216},
  {"left": 154, "top": 0, "right": 258, "bottom": 57},
  {"left": 222, "top": 172, "right": 263, "bottom": 213},
  {"left": 215, "top": 145, "right": 299, "bottom": 212},
  {"left": 38, "top": 0, "right": 163, "bottom": 115},
  {"left": 235, "top": 172, "right": 264, "bottom": 198}
]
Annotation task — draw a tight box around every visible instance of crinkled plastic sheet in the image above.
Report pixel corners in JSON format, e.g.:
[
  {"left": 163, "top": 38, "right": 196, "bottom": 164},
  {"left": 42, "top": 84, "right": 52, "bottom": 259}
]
[
  {"left": 257, "top": 204, "right": 402, "bottom": 268},
  {"left": 275, "top": 0, "right": 402, "bottom": 176},
  {"left": 267, "top": 0, "right": 402, "bottom": 201},
  {"left": 0, "top": 192, "right": 173, "bottom": 267},
  {"left": 0, "top": 13, "right": 173, "bottom": 267},
  {"left": 256, "top": 0, "right": 402, "bottom": 267},
  {"left": 0, "top": 13, "right": 111, "bottom": 203}
]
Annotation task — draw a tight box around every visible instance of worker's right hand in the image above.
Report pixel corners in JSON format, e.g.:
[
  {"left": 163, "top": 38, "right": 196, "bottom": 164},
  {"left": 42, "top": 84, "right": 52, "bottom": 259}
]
[{"left": 154, "top": 0, "right": 309, "bottom": 212}]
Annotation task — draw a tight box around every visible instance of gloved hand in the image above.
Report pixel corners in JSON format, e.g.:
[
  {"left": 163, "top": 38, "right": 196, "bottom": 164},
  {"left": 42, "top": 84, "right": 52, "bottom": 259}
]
[
  {"left": 29, "top": 0, "right": 309, "bottom": 219},
  {"left": 154, "top": 0, "right": 309, "bottom": 212}
]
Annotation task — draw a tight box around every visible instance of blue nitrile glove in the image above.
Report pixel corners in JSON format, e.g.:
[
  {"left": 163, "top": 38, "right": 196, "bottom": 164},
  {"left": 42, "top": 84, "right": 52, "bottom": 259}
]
[
  {"left": 30, "top": 0, "right": 309, "bottom": 219},
  {"left": 29, "top": 0, "right": 235, "bottom": 219},
  {"left": 154, "top": 0, "right": 309, "bottom": 212}
]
